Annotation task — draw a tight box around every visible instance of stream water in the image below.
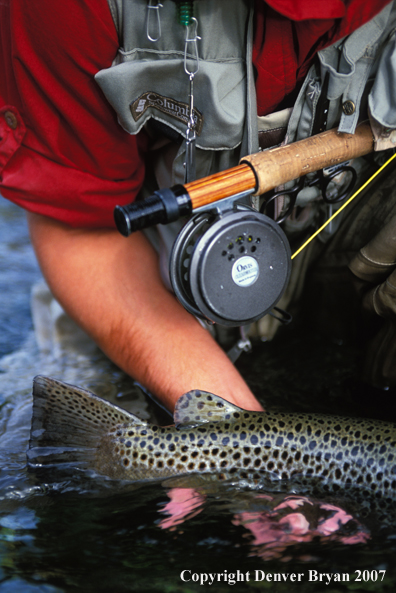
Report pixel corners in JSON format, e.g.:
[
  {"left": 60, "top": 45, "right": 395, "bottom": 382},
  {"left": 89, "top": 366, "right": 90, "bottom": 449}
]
[{"left": 0, "top": 195, "right": 395, "bottom": 592}]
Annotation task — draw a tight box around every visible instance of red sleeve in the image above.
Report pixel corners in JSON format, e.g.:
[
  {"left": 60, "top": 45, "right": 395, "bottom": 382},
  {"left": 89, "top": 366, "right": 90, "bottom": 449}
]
[
  {"left": 253, "top": 0, "right": 393, "bottom": 116},
  {"left": 0, "top": 0, "right": 148, "bottom": 228}
]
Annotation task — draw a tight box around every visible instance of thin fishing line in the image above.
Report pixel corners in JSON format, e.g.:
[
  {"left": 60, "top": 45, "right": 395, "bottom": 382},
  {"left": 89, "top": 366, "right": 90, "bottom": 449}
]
[{"left": 291, "top": 151, "right": 396, "bottom": 260}]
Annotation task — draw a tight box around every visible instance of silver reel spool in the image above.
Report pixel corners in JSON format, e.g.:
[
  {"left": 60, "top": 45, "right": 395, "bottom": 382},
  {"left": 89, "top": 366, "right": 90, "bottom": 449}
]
[{"left": 169, "top": 208, "right": 291, "bottom": 326}]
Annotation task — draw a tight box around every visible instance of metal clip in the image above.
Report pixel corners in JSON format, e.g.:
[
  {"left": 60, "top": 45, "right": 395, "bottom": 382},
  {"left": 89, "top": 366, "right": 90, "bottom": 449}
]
[
  {"left": 183, "top": 18, "right": 200, "bottom": 183},
  {"left": 146, "top": 0, "right": 163, "bottom": 42},
  {"left": 184, "top": 17, "right": 200, "bottom": 77}
]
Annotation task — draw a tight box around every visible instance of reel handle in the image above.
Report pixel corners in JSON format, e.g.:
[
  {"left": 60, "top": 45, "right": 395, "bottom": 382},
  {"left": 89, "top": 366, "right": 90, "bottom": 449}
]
[{"left": 114, "top": 186, "right": 191, "bottom": 236}]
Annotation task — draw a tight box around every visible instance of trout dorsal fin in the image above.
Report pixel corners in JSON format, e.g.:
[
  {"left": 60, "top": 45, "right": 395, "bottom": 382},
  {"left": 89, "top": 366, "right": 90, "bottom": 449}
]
[{"left": 174, "top": 390, "right": 244, "bottom": 428}]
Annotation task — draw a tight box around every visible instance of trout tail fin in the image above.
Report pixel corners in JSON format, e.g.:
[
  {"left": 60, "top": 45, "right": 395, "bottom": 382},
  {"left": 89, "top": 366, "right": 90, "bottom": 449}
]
[{"left": 27, "top": 375, "right": 146, "bottom": 472}]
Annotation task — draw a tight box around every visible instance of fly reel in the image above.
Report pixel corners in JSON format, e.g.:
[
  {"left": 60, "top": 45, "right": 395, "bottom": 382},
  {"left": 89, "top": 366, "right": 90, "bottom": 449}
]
[{"left": 169, "top": 208, "right": 291, "bottom": 326}]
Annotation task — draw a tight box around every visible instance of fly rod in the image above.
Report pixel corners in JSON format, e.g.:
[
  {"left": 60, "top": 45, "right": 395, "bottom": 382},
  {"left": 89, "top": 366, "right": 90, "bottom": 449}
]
[{"left": 114, "top": 121, "right": 374, "bottom": 236}]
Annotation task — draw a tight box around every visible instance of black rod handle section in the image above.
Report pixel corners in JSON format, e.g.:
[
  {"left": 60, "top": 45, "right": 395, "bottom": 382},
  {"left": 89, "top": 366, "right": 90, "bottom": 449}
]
[{"left": 114, "top": 185, "right": 192, "bottom": 236}]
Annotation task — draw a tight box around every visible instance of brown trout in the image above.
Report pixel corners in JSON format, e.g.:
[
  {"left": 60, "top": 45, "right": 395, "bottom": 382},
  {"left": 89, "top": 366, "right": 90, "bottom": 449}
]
[{"left": 28, "top": 376, "right": 396, "bottom": 499}]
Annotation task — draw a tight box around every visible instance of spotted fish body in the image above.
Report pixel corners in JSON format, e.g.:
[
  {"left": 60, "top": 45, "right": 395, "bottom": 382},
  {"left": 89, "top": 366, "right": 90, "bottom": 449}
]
[{"left": 28, "top": 376, "right": 396, "bottom": 499}]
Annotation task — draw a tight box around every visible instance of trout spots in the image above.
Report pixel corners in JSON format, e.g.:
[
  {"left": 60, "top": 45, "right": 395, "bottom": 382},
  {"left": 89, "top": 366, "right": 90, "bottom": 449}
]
[{"left": 38, "top": 378, "right": 396, "bottom": 494}]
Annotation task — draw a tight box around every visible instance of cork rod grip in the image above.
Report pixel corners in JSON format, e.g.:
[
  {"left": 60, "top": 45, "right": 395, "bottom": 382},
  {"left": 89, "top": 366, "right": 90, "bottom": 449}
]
[
  {"left": 114, "top": 122, "right": 375, "bottom": 236},
  {"left": 239, "top": 122, "right": 374, "bottom": 197}
]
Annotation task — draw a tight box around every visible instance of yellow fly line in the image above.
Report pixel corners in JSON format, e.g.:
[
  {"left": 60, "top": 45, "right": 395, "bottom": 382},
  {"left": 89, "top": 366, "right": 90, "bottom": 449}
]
[{"left": 291, "top": 152, "right": 396, "bottom": 260}]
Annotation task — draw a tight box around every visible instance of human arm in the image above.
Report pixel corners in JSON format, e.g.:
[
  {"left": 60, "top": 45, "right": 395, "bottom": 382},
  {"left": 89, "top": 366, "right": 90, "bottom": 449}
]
[{"left": 27, "top": 212, "right": 263, "bottom": 413}]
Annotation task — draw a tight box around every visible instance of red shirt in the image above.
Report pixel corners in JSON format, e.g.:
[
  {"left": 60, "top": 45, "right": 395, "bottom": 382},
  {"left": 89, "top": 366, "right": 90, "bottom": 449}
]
[{"left": 0, "top": 0, "right": 390, "bottom": 228}]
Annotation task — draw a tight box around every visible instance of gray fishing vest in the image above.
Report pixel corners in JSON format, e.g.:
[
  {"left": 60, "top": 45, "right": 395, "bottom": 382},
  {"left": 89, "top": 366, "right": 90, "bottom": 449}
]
[
  {"left": 95, "top": 0, "right": 258, "bottom": 188},
  {"left": 287, "top": 0, "right": 396, "bottom": 150},
  {"left": 96, "top": 0, "right": 396, "bottom": 198}
]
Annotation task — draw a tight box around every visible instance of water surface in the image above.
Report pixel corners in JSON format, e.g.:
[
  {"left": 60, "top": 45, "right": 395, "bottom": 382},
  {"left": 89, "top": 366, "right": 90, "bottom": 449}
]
[{"left": 0, "top": 196, "right": 395, "bottom": 592}]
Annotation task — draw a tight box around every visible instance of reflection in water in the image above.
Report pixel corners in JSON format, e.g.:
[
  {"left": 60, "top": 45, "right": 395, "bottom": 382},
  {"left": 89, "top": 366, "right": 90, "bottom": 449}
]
[
  {"left": 158, "top": 486, "right": 370, "bottom": 562},
  {"left": 158, "top": 488, "right": 205, "bottom": 530},
  {"left": 232, "top": 497, "right": 370, "bottom": 561}
]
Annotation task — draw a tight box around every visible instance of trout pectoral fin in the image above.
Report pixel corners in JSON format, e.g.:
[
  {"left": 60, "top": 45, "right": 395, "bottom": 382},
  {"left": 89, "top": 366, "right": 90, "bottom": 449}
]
[{"left": 174, "top": 390, "right": 245, "bottom": 427}]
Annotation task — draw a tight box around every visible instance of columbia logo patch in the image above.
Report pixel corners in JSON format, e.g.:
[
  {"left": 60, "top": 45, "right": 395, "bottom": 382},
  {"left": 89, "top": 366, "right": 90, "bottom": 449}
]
[{"left": 130, "top": 91, "right": 204, "bottom": 135}]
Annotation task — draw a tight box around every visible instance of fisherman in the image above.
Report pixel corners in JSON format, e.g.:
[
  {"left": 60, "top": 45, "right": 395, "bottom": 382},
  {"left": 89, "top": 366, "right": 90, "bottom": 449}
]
[{"left": 1, "top": 0, "right": 395, "bottom": 413}]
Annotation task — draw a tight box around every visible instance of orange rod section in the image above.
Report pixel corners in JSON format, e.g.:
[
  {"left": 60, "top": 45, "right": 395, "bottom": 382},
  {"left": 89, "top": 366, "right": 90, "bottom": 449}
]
[
  {"left": 184, "top": 122, "right": 374, "bottom": 210},
  {"left": 185, "top": 164, "right": 257, "bottom": 210}
]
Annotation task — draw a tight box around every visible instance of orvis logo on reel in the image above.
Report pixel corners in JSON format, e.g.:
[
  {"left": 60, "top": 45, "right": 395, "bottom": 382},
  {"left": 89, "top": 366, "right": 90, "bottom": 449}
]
[{"left": 232, "top": 256, "right": 259, "bottom": 287}]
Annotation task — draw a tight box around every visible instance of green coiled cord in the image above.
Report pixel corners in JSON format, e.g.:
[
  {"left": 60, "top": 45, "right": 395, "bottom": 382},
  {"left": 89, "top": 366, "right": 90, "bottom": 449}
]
[{"left": 175, "top": 1, "right": 194, "bottom": 26}]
